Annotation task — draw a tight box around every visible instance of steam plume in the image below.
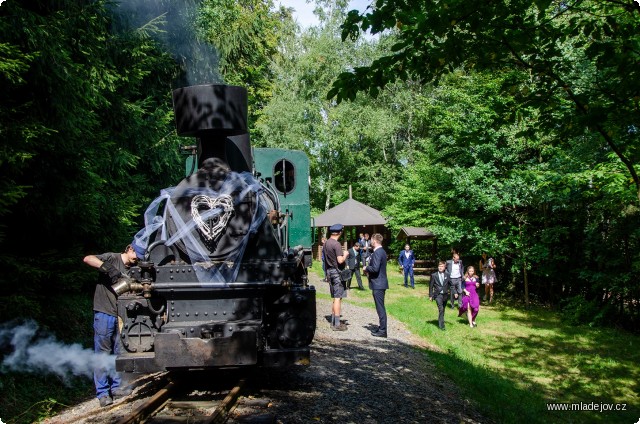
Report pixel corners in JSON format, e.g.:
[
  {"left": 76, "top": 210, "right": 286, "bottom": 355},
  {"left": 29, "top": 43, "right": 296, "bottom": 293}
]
[
  {"left": 0, "top": 320, "right": 115, "bottom": 382},
  {"left": 110, "top": 0, "right": 222, "bottom": 87}
]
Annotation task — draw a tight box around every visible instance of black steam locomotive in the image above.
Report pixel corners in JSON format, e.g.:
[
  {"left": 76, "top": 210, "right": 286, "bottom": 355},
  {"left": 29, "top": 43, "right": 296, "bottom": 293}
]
[{"left": 113, "top": 85, "right": 316, "bottom": 373}]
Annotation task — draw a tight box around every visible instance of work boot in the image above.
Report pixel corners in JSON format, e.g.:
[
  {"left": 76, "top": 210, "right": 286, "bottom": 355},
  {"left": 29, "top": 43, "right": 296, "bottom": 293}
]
[
  {"left": 331, "top": 323, "right": 347, "bottom": 331},
  {"left": 99, "top": 396, "right": 113, "bottom": 407},
  {"left": 112, "top": 386, "right": 133, "bottom": 399}
]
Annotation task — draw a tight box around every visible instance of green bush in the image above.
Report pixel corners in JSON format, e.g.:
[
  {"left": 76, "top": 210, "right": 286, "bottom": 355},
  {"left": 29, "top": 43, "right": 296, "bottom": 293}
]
[
  {"left": 561, "top": 295, "right": 600, "bottom": 326},
  {"left": 0, "top": 372, "right": 92, "bottom": 424}
]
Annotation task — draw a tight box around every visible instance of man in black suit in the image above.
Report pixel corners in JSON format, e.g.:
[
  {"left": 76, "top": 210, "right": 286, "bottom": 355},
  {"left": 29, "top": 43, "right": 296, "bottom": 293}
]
[
  {"left": 429, "top": 261, "right": 450, "bottom": 330},
  {"left": 364, "top": 233, "right": 389, "bottom": 338},
  {"left": 346, "top": 242, "right": 365, "bottom": 290},
  {"left": 360, "top": 233, "right": 372, "bottom": 267}
]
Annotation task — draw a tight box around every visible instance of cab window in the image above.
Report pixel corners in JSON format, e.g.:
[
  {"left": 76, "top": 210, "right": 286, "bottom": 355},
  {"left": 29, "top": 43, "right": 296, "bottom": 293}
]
[{"left": 274, "top": 159, "right": 295, "bottom": 194}]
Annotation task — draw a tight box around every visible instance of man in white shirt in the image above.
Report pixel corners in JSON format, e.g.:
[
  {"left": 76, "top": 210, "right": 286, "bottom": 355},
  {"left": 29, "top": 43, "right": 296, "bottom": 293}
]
[{"left": 445, "top": 251, "right": 464, "bottom": 309}]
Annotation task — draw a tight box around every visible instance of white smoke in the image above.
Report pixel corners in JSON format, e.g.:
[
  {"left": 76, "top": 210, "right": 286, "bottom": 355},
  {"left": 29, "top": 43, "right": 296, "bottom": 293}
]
[
  {"left": 0, "top": 320, "right": 115, "bottom": 382},
  {"left": 109, "top": 0, "right": 222, "bottom": 87}
]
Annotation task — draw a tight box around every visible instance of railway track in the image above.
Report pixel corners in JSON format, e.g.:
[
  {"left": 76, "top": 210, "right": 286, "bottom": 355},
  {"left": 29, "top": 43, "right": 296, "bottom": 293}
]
[
  {"left": 111, "top": 371, "right": 275, "bottom": 424},
  {"left": 116, "top": 379, "right": 243, "bottom": 424}
]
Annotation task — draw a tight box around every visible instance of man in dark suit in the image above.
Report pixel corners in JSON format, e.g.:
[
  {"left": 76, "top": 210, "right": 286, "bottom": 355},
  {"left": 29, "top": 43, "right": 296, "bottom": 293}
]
[
  {"left": 446, "top": 250, "right": 464, "bottom": 309},
  {"left": 346, "top": 242, "right": 364, "bottom": 290},
  {"left": 398, "top": 243, "right": 416, "bottom": 288},
  {"left": 360, "top": 233, "right": 372, "bottom": 267},
  {"left": 429, "top": 261, "right": 450, "bottom": 330},
  {"left": 364, "top": 233, "right": 389, "bottom": 338}
]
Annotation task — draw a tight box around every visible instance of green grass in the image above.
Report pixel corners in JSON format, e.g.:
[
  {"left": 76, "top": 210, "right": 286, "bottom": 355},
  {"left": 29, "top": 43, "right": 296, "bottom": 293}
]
[
  {"left": 0, "top": 373, "right": 92, "bottom": 424},
  {"left": 310, "top": 262, "right": 640, "bottom": 423}
]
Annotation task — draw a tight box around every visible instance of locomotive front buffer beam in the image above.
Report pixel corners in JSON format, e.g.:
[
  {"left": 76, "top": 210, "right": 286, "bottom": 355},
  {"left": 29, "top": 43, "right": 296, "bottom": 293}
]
[{"left": 115, "top": 285, "right": 316, "bottom": 373}]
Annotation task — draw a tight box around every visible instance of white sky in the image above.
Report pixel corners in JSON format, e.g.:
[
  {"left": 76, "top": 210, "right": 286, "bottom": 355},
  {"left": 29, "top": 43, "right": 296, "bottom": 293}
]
[{"left": 276, "top": 0, "right": 372, "bottom": 29}]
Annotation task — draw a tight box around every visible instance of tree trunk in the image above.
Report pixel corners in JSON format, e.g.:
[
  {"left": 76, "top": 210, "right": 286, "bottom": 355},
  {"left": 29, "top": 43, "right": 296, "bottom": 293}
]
[
  {"left": 524, "top": 260, "right": 530, "bottom": 309},
  {"left": 324, "top": 175, "right": 332, "bottom": 211}
]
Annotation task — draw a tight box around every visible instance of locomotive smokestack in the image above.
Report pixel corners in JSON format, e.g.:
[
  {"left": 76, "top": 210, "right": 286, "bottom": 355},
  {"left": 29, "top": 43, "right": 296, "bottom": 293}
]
[{"left": 172, "top": 84, "right": 253, "bottom": 172}]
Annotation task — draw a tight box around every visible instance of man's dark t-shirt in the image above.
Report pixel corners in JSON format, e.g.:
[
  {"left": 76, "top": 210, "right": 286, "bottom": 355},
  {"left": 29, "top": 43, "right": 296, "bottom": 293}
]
[
  {"left": 94, "top": 252, "right": 127, "bottom": 317},
  {"left": 324, "top": 238, "right": 344, "bottom": 270}
]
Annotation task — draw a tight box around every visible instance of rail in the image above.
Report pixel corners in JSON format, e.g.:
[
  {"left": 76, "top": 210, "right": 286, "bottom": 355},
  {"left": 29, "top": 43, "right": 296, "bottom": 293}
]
[{"left": 115, "top": 377, "right": 246, "bottom": 424}]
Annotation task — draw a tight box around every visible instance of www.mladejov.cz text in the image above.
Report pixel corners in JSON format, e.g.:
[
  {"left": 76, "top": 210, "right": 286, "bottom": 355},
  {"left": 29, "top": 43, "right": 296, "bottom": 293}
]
[{"left": 546, "top": 402, "right": 627, "bottom": 412}]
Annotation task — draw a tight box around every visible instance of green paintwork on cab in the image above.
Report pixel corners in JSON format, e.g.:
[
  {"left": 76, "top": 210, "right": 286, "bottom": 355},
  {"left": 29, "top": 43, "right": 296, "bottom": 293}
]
[
  {"left": 185, "top": 155, "right": 197, "bottom": 177},
  {"left": 252, "top": 148, "right": 312, "bottom": 249},
  {"left": 183, "top": 148, "right": 311, "bottom": 249}
]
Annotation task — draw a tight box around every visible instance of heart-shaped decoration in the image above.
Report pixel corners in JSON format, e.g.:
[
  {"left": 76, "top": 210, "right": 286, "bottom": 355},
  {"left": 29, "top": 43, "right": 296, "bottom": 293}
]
[{"left": 191, "top": 194, "right": 235, "bottom": 242}]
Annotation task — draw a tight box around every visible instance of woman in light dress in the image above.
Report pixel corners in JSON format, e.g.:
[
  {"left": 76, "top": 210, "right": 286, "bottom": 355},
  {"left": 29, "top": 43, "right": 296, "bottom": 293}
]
[{"left": 480, "top": 252, "right": 496, "bottom": 303}]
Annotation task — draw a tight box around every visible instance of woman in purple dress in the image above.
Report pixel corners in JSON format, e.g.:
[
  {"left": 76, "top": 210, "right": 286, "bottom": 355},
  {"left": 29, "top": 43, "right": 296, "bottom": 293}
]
[{"left": 458, "top": 266, "right": 480, "bottom": 327}]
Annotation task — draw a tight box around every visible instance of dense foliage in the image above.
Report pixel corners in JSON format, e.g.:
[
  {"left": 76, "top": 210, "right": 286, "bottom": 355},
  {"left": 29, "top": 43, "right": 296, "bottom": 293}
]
[
  {"left": 0, "top": 0, "right": 184, "bottom": 326},
  {"left": 254, "top": 3, "right": 407, "bottom": 215},
  {"left": 0, "top": 1, "right": 191, "bottom": 421},
  {"left": 328, "top": 0, "right": 640, "bottom": 326},
  {"left": 333, "top": 0, "right": 640, "bottom": 200}
]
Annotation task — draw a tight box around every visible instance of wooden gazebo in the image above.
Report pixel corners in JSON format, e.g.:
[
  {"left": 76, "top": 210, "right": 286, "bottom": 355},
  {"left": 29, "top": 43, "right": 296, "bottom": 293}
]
[
  {"left": 312, "top": 187, "right": 388, "bottom": 259},
  {"left": 396, "top": 227, "right": 438, "bottom": 274}
]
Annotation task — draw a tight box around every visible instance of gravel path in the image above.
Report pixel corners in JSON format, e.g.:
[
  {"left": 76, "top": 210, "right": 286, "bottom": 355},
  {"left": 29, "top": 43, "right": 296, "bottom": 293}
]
[
  {"left": 43, "top": 272, "right": 488, "bottom": 424},
  {"left": 248, "top": 273, "right": 487, "bottom": 424}
]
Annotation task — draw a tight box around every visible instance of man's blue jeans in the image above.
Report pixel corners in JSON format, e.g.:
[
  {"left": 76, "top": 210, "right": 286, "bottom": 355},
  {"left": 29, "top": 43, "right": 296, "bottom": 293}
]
[{"left": 93, "top": 311, "right": 121, "bottom": 399}]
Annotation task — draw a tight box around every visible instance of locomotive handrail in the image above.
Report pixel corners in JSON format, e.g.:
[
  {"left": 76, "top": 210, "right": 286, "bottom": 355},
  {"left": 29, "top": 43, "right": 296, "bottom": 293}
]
[
  {"left": 262, "top": 178, "right": 287, "bottom": 242},
  {"left": 151, "top": 281, "right": 300, "bottom": 290},
  {"left": 146, "top": 239, "right": 181, "bottom": 262}
]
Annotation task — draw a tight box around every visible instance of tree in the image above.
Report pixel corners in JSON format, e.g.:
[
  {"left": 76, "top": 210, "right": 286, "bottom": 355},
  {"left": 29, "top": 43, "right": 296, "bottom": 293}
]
[
  {"left": 254, "top": 1, "right": 407, "bottom": 213},
  {"left": 197, "top": 0, "right": 296, "bottom": 128},
  {"left": 0, "top": 0, "right": 182, "bottom": 322},
  {"left": 383, "top": 65, "right": 639, "bottom": 320},
  {"left": 330, "top": 0, "right": 640, "bottom": 203},
  {"left": 0, "top": 41, "right": 43, "bottom": 233}
]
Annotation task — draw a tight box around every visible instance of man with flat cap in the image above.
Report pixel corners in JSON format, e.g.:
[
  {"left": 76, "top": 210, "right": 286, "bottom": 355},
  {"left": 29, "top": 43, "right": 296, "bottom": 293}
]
[{"left": 324, "top": 223, "right": 349, "bottom": 331}]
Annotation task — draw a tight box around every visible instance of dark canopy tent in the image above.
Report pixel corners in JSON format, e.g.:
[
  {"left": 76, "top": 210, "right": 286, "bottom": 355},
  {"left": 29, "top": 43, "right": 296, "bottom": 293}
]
[
  {"left": 396, "top": 227, "right": 437, "bottom": 241},
  {"left": 312, "top": 198, "right": 387, "bottom": 227},
  {"left": 311, "top": 189, "right": 388, "bottom": 258}
]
